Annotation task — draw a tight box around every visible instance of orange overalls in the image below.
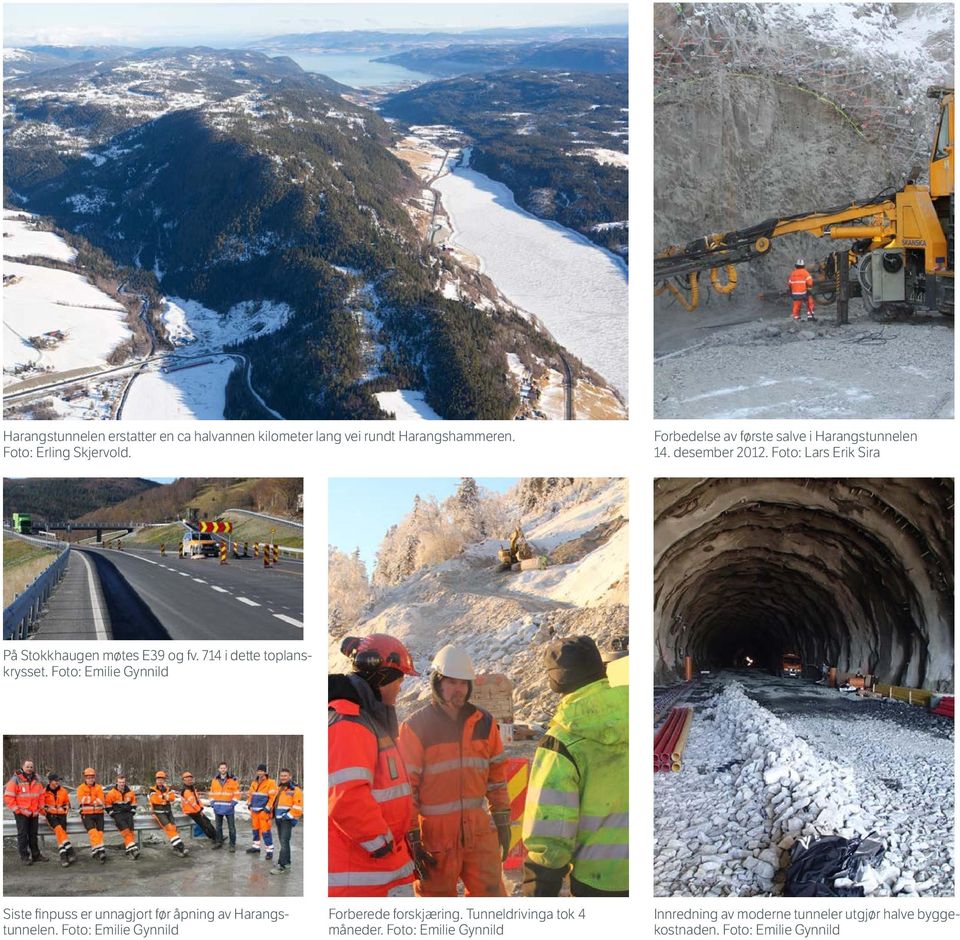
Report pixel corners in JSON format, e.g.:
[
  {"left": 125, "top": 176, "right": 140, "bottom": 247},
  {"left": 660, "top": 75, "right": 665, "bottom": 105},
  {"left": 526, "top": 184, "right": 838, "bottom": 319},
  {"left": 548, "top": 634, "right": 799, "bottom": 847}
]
[
  {"left": 399, "top": 703, "right": 509, "bottom": 897},
  {"left": 149, "top": 785, "right": 186, "bottom": 853},
  {"left": 42, "top": 784, "right": 75, "bottom": 863},
  {"left": 788, "top": 267, "right": 815, "bottom": 319},
  {"left": 247, "top": 777, "right": 278, "bottom": 856},
  {"left": 104, "top": 785, "right": 139, "bottom": 855},
  {"left": 180, "top": 785, "right": 217, "bottom": 842},
  {"left": 76, "top": 783, "right": 107, "bottom": 857},
  {"left": 329, "top": 694, "right": 416, "bottom": 896}
]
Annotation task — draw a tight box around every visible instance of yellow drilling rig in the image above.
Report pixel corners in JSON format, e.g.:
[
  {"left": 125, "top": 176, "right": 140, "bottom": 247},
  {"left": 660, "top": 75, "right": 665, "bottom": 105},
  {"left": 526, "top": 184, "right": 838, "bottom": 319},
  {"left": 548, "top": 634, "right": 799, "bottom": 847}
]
[{"left": 655, "top": 86, "right": 953, "bottom": 320}]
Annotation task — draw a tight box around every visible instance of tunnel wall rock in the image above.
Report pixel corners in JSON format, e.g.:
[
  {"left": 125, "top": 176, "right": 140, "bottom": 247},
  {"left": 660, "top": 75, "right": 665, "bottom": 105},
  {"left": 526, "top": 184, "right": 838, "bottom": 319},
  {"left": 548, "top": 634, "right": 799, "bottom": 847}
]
[{"left": 654, "top": 479, "right": 954, "bottom": 691}]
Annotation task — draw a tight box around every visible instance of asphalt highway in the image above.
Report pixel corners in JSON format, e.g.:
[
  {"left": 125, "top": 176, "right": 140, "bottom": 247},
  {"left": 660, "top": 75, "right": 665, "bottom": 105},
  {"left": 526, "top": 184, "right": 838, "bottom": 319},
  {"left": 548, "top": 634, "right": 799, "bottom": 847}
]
[{"left": 33, "top": 545, "right": 303, "bottom": 641}]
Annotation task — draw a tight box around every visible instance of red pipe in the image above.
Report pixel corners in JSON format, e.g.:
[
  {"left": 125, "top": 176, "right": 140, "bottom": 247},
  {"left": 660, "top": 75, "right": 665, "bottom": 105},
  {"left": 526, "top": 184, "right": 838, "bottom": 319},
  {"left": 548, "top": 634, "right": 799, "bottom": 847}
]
[
  {"left": 654, "top": 708, "right": 685, "bottom": 772},
  {"left": 657, "top": 708, "right": 690, "bottom": 768}
]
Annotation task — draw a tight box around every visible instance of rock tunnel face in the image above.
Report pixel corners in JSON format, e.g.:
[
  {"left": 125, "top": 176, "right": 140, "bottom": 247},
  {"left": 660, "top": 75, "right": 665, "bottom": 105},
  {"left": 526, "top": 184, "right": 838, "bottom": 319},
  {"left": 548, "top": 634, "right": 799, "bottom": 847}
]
[{"left": 654, "top": 479, "right": 954, "bottom": 691}]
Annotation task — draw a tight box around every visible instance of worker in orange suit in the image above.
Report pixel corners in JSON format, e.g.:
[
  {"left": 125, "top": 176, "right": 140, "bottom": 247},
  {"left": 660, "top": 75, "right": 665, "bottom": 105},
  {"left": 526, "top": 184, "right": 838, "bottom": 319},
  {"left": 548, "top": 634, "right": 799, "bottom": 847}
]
[
  {"left": 76, "top": 767, "right": 108, "bottom": 863},
  {"left": 104, "top": 773, "right": 140, "bottom": 860},
  {"left": 398, "top": 644, "right": 511, "bottom": 897},
  {"left": 329, "top": 634, "right": 418, "bottom": 897},
  {"left": 42, "top": 773, "right": 76, "bottom": 866},
  {"left": 269, "top": 767, "right": 303, "bottom": 875},
  {"left": 179, "top": 771, "right": 218, "bottom": 845},
  {"left": 246, "top": 764, "right": 278, "bottom": 860},
  {"left": 209, "top": 762, "right": 240, "bottom": 851},
  {"left": 149, "top": 771, "right": 188, "bottom": 856},
  {"left": 788, "top": 258, "right": 816, "bottom": 321},
  {"left": 4, "top": 760, "right": 48, "bottom": 865}
]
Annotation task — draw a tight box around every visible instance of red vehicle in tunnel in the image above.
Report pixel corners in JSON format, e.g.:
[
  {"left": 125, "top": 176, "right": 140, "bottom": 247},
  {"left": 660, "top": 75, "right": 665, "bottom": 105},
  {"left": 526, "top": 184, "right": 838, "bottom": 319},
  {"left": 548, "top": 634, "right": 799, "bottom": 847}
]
[{"left": 781, "top": 653, "right": 802, "bottom": 678}]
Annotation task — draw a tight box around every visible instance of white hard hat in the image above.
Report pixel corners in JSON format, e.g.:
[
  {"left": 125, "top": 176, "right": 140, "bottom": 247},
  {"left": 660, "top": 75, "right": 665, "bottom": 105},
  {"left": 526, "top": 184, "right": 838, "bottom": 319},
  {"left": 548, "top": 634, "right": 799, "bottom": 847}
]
[
  {"left": 796, "top": 258, "right": 805, "bottom": 267},
  {"left": 431, "top": 644, "right": 475, "bottom": 681}
]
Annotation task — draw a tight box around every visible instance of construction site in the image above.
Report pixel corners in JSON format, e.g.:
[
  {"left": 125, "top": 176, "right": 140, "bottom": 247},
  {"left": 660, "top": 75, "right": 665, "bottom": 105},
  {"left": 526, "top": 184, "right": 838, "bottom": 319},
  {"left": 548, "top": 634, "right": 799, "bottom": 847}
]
[
  {"left": 654, "top": 3, "right": 954, "bottom": 419},
  {"left": 653, "top": 478, "right": 954, "bottom": 897}
]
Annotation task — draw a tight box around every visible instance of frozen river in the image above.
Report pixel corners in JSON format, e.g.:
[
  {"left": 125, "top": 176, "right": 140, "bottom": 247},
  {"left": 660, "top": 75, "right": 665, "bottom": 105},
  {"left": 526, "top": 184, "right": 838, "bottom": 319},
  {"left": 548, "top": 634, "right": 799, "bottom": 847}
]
[{"left": 434, "top": 162, "right": 628, "bottom": 397}]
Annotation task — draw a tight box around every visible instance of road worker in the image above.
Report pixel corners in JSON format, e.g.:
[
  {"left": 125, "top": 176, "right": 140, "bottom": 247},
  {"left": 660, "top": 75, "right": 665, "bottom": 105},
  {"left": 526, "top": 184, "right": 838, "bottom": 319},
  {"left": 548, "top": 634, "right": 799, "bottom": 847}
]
[
  {"left": 329, "top": 634, "right": 417, "bottom": 897},
  {"left": 104, "top": 773, "right": 140, "bottom": 860},
  {"left": 76, "top": 767, "right": 108, "bottom": 863},
  {"left": 4, "top": 760, "right": 47, "bottom": 865},
  {"left": 149, "top": 771, "right": 188, "bottom": 856},
  {"left": 269, "top": 768, "right": 303, "bottom": 875},
  {"left": 399, "top": 644, "right": 510, "bottom": 897},
  {"left": 522, "top": 636, "right": 629, "bottom": 897},
  {"left": 788, "top": 258, "right": 816, "bottom": 321},
  {"left": 179, "top": 772, "right": 218, "bottom": 844},
  {"left": 209, "top": 762, "right": 239, "bottom": 851},
  {"left": 42, "top": 774, "right": 75, "bottom": 866},
  {"left": 246, "top": 764, "right": 278, "bottom": 860}
]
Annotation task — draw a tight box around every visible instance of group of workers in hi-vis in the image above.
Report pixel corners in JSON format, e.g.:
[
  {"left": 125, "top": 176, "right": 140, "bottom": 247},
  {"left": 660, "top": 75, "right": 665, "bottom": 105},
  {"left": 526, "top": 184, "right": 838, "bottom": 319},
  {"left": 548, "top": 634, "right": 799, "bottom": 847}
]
[
  {"left": 328, "top": 633, "right": 629, "bottom": 898},
  {"left": 5, "top": 761, "right": 303, "bottom": 875}
]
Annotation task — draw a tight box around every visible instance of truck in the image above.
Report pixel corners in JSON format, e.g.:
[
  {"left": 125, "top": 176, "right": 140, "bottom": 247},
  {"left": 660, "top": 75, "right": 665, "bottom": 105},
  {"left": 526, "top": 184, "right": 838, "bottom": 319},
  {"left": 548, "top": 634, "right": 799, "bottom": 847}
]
[
  {"left": 655, "top": 86, "right": 954, "bottom": 320},
  {"left": 781, "top": 653, "right": 803, "bottom": 679},
  {"left": 12, "top": 513, "right": 32, "bottom": 535},
  {"left": 182, "top": 528, "right": 219, "bottom": 558}
]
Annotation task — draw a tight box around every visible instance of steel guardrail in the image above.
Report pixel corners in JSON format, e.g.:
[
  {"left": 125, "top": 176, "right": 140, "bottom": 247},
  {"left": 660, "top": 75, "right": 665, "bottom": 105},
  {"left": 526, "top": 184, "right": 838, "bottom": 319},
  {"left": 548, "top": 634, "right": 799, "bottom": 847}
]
[{"left": 3, "top": 542, "right": 71, "bottom": 640}]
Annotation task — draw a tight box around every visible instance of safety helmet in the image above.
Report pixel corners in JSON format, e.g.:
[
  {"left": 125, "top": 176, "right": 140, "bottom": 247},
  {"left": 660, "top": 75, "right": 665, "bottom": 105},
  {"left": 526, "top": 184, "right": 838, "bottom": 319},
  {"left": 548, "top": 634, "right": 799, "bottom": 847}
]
[
  {"left": 341, "top": 634, "right": 419, "bottom": 679},
  {"left": 431, "top": 644, "right": 476, "bottom": 681},
  {"left": 83, "top": 768, "right": 96, "bottom": 777},
  {"left": 796, "top": 258, "right": 805, "bottom": 267},
  {"left": 155, "top": 771, "right": 167, "bottom": 780}
]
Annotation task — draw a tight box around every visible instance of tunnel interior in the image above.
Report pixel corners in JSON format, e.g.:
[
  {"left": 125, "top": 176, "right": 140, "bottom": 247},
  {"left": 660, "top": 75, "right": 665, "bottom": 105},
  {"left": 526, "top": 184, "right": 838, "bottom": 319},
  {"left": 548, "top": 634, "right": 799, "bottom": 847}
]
[{"left": 654, "top": 479, "right": 954, "bottom": 690}]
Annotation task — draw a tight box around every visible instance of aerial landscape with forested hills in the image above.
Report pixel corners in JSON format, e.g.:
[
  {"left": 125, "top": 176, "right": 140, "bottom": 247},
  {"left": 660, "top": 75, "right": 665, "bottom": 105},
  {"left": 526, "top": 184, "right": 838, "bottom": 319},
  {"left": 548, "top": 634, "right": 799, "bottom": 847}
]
[{"left": 3, "top": 5, "right": 628, "bottom": 421}]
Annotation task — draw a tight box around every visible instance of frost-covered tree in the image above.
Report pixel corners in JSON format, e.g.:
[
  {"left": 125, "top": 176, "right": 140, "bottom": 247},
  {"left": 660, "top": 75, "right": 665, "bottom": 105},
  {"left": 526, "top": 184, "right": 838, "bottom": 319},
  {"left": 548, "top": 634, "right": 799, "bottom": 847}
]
[
  {"left": 328, "top": 545, "right": 373, "bottom": 629},
  {"left": 452, "top": 477, "right": 485, "bottom": 543}
]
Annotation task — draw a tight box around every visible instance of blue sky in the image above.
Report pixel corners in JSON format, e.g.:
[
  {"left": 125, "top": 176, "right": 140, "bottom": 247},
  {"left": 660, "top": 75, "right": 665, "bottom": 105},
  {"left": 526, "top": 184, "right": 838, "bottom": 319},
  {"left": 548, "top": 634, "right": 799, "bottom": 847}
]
[
  {"left": 5, "top": 3, "right": 627, "bottom": 47},
  {"left": 329, "top": 477, "right": 517, "bottom": 573}
]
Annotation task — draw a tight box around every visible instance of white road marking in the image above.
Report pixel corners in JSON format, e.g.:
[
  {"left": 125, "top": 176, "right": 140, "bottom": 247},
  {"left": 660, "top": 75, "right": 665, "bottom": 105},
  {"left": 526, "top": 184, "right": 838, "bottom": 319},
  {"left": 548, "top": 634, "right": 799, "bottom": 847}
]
[
  {"left": 236, "top": 597, "right": 260, "bottom": 607},
  {"left": 210, "top": 586, "right": 230, "bottom": 594},
  {"left": 273, "top": 614, "right": 303, "bottom": 629},
  {"left": 75, "top": 551, "right": 109, "bottom": 641},
  {"left": 178, "top": 572, "right": 190, "bottom": 577},
  {"left": 193, "top": 579, "right": 206, "bottom": 584}
]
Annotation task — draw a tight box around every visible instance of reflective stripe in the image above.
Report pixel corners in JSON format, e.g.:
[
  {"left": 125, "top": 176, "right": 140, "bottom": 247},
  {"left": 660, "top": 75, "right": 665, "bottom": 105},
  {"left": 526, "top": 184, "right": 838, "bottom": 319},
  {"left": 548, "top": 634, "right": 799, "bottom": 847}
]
[
  {"left": 405, "top": 765, "right": 422, "bottom": 776},
  {"left": 574, "top": 843, "right": 629, "bottom": 861},
  {"left": 371, "top": 782, "right": 412, "bottom": 803},
  {"left": 489, "top": 753, "right": 507, "bottom": 764},
  {"left": 359, "top": 834, "right": 389, "bottom": 852},
  {"left": 527, "top": 818, "right": 578, "bottom": 839},
  {"left": 422, "top": 757, "right": 489, "bottom": 775},
  {"left": 419, "top": 796, "right": 485, "bottom": 816},
  {"left": 328, "top": 861, "right": 415, "bottom": 887},
  {"left": 534, "top": 787, "right": 579, "bottom": 808},
  {"left": 579, "top": 812, "right": 629, "bottom": 832},
  {"left": 329, "top": 766, "right": 374, "bottom": 786},
  {"left": 486, "top": 781, "right": 507, "bottom": 790}
]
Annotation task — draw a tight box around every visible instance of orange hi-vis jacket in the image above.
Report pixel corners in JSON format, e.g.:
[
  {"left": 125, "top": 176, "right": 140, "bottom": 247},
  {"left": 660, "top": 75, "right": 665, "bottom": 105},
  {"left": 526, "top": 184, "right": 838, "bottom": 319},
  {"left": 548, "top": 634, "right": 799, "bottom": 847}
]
[
  {"left": 43, "top": 785, "right": 71, "bottom": 818},
  {"left": 149, "top": 784, "right": 177, "bottom": 816},
  {"left": 247, "top": 777, "right": 278, "bottom": 814},
  {"left": 76, "top": 783, "right": 106, "bottom": 815},
  {"left": 271, "top": 782, "right": 304, "bottom": 820},
  {"left": 4, "top": 771, "right": 45, "bottom": 816},
  {"left": 329, "top": 674, "right": 415, "bottom": 896},
  {"left": 209, "top": 774, "right": 240, "bottom": 815},
  {"left": 179, "top": 786, "right": 205, "bottom": 815},
  {"left": 398, "top": 702, "right": 509, "bottom": 851},
  {"left": 788, "top": 267, "right": 814, "bottom": 297},
  {"left": 104, "top": 785, "right": 136, "bottom": 812}
]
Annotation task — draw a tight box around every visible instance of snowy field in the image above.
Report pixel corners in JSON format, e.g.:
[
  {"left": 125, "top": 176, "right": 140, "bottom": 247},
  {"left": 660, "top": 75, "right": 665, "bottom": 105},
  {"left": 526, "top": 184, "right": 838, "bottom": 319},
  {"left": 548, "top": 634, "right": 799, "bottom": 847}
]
[
  {"left": 435, "top": 157, "right": 628, "bottom": 396},
  {"left": 120, "top": 357, "right": 237, "bottom": 420},
  {"left": 3, "top": 210, "right": 77, "bottom": 261},
  {"left": 655, "top": 679, "right": 954, "bottom": 897},
  {"left": 3, "top": 260, "right": 130, "bottom": 384},
  {"left": 374, "top": 390, "right": 442, "bottom": 420}
]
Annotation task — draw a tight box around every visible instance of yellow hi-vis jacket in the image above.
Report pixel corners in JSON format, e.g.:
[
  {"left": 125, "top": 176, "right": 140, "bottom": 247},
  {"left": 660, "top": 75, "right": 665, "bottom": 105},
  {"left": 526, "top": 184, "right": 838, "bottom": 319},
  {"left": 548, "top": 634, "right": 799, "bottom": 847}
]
[{"left": 522, "top": 678, "right": 629, "bottom": 896}]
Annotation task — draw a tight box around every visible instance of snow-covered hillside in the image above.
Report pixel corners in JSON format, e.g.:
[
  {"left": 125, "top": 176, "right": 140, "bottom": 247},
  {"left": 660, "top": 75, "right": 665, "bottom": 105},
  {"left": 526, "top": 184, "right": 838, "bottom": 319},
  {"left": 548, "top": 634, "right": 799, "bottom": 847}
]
[{"left": 329, "top": 478, "right": 628, "bottom": 725}]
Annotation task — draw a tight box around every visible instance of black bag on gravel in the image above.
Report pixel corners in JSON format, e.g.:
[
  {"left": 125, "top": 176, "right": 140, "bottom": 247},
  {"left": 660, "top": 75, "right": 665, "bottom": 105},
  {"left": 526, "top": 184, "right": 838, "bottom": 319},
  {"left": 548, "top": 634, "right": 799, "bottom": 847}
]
[{"left": 785, "top": 834, "right": 885, "bottom": 897}]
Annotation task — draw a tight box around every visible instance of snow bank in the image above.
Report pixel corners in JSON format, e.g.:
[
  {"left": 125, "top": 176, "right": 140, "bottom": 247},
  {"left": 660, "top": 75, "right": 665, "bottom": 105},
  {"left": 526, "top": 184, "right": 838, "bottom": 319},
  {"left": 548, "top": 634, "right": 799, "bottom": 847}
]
[
  {"left": 374, "top": 390, "right": 441, "bottom": 420},
  {"left": 578, "top": 147, "right": 628, "bottom": 169},
  {"left": 434, "top": 160, "right": 628, "bottom": 396},
  {"left": 120, "top": 357, "right": 236, "bottom": 420},
  {"left": 3, "top": 260, "right": 130, "bottom": 381},
  {"left": 3, "top": 211, "right": 77, "bottom": 262}
]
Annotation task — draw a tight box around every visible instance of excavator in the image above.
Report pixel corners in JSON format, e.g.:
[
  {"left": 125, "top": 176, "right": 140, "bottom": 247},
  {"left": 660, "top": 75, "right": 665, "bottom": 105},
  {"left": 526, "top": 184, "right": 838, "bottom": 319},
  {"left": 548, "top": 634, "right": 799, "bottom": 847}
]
[
  {"left": 655, "top": 86, "right": 953, "bottom": 320},
  {"left": 497, "top": 526, "right": 533, "bottom": 571}
]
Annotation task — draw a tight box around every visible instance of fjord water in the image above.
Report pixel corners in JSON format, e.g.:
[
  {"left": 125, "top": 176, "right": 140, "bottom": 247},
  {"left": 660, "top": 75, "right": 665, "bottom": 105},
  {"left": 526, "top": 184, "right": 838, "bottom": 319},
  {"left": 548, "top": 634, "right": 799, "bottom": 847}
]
[{"left": 284, "top": 52, "right": 432, "bottom": 88}]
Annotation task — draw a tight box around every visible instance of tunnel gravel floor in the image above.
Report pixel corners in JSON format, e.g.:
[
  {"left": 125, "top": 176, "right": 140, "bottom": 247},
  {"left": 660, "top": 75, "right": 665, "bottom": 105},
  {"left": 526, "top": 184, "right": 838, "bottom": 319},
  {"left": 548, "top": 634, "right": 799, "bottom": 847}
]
[{"left": 654, "top": 672, "right": 954, "bottom": 897}]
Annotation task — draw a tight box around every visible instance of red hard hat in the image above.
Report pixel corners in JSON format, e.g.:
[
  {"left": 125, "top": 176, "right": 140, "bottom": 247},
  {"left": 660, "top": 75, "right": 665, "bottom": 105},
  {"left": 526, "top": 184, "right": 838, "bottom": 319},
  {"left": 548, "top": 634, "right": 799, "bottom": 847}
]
[{"left": 342, "top": 633, "right": 419, "bottom": 677}]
